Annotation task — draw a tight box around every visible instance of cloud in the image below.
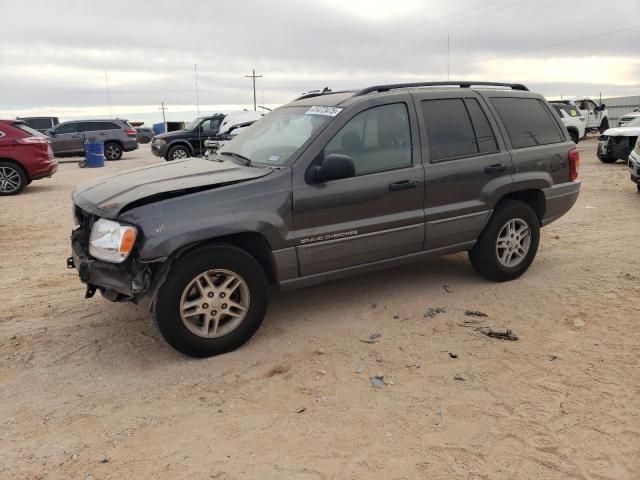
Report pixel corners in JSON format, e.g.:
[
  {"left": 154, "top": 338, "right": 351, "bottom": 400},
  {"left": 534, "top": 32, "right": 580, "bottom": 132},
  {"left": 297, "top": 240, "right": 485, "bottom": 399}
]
[{"left": 0, "top": 0, "right": 638, "bottom": 121}]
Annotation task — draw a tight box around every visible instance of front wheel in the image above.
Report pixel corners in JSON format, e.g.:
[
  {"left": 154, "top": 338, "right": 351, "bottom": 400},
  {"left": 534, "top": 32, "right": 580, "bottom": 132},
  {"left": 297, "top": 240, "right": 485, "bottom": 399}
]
[
  {"left": 469, "top": 200, "right": 540, "bottom": 282},
  {"left": 597, "top": 153, "right": 617, "bottom": 164},
  {"left": 153, "top": 244, "right": 268, "bottom": 357},
  {"left": 599, "top": 117, "right": 609, "bottom": 134},
  {"left": 104, "top": 142, "right": 123, "bottom": 160},
  {"left": 166, "top": 145, "right": 190, "bottom": 161}
]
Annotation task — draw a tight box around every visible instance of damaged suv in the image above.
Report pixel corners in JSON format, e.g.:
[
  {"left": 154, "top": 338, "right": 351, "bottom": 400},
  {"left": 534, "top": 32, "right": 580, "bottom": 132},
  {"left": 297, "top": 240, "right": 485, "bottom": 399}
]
[{"left": 68, "top": 81, "right": 581, "bottom": 357}]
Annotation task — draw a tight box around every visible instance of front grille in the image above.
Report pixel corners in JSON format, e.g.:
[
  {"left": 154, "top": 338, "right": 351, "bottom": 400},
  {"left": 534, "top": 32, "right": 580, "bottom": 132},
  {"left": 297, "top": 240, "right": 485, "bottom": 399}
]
[{"left": 74, "top": 205, "right": 96, "bottom": 232}]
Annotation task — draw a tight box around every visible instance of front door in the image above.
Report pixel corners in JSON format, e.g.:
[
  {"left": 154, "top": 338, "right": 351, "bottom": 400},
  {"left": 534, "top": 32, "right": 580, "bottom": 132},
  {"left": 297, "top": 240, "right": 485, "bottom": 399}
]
[
  {"left": 189, "top": 118, "right": 221, "bottom": 155},
  {"left": 291, "top": 100, "right": 425, "bottom": 277},
  {"left": 51, "top": 122, "right": 83, "bottom": 155},
  {"left": 413, "top": 93, "right": 513, "bottom": 250}
]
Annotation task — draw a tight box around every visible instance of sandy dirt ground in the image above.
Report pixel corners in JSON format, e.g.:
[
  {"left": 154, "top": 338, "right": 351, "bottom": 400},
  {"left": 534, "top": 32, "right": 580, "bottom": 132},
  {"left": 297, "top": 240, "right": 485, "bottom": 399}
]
[{"left": 1, "top": 139, "right": 639, "bottom": 480}]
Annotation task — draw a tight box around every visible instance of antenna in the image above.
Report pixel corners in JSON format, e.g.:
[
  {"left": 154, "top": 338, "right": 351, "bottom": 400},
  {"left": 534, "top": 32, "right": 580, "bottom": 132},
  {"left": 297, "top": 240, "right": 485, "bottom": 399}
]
[
  {"left": 447, "top": 33, "right": 450, "bottom": 81},
  {"left": 245, "top": 69, "right": 263, "bottom": 111},
  {"left": 104, "top": 69, "right": 112, "bottom": 117},
  {"left": 194, "top": 63, "right": 200, "bottom": 117}
]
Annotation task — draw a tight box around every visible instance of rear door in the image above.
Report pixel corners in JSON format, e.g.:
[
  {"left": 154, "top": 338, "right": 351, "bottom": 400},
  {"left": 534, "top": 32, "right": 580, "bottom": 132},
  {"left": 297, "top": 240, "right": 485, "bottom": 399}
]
[
  {"left": 291, "top": 98, "right": 425, "bottom": 276},
  {"left": 414, "top": 92, "right": 513, "bottom": 250}
]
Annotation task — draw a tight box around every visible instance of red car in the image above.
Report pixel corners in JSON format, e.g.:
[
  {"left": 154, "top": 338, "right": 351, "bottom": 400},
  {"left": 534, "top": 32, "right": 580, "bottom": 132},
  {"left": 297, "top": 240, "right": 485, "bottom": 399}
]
[{"left": 0, "top": 120, "right": 58, "bottom": 195}]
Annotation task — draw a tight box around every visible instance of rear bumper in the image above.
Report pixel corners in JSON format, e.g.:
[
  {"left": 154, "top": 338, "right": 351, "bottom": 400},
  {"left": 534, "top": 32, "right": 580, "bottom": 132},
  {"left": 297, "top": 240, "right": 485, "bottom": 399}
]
[
  {"left": 541, "top": 181, "right": 581, "bottom": 226},
  {"left": 30, "top": 152, "right": 58, "bottom": 180},
  {"left": 123, "top": 139, "right": 138, "bottom": 152}
]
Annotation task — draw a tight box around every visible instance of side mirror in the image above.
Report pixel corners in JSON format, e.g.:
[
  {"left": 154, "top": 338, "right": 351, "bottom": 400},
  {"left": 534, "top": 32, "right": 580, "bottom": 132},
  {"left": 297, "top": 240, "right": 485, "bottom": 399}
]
[
  {"left": 600, "top": 104, "right": 606, "bottom": 110},
  {"left": 308, "top": 153, "right": 356, "bottom": 183}
]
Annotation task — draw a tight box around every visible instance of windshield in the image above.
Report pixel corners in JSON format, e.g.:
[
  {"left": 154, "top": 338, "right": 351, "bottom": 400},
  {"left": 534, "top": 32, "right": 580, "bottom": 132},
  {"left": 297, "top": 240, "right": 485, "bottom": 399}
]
[
  {"left": 626, "top": 116, "right": 640, "bottom": 127},
  {"left": 219, "top": 106, "right": 335, "bottom": 165},
  {"left": 187, "top": 117, "right": 205, "bottom": 130}
]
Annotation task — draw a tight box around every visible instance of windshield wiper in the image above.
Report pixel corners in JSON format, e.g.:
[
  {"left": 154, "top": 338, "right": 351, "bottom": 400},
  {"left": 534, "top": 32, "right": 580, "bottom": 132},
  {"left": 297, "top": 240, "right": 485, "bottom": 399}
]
[{"left": 220, "top": 151, "right": 252, "bottom": 166}]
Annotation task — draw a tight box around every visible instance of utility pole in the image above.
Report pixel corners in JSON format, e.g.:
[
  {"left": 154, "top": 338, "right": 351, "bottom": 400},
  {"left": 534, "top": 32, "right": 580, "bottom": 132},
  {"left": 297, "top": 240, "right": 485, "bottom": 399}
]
[
  {"left": 159, "top": 102, "right": 168, "bottom": 133},
  {"left": 104, "top": 69, "right": 112, "bottom": 117},
  {"left": 245, "top": 69, "right": 262, "bottom": 111}
]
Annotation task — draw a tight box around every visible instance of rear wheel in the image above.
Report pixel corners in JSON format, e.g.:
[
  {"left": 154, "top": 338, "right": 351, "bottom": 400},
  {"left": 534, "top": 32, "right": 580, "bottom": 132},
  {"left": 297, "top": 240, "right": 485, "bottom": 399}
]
[
  {"left": 0, "top": 162, "right": 27, "bottom": 196},
  {"left": 153, "top": 244, "right": 268, "bottom": 357},
  {"left": 469, "top": 200, "right": 540, "bottom": 282},
  {"left": 637, "top": 184, "right": 640, "bottom": 192},
  {"left": 104, "top": 142, "right": 123, "bottom": 160},
  {"left": 569, "top": 129, "right": 579, "bottom": 144},
  {"left": 597, "top": 153, "right": 617, "bottom": 163},
  {"left": 167, "top": 145, "right": 190, "bottom": 161},
  {"left": 140, "top": 136, "right": 151, "bottom": 144}
]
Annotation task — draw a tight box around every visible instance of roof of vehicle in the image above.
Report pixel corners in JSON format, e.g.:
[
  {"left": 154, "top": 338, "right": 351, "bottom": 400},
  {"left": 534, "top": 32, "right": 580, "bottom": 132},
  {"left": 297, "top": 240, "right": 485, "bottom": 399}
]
[
  {"left": 17, "top": 116, "right": 59, "bottom": 120},
  {"left": 286, "top": 81, "right": 533, "bottom": 108}
]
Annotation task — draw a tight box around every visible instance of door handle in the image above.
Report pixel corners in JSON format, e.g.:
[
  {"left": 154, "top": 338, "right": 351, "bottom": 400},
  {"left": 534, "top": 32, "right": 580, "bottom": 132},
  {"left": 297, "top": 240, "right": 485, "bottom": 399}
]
[
  {"left": 484, "top": 163, "right": 507, "bottom": 174},
  {"left": 389, "top": 180, "right": 419, "bottom": 191}
]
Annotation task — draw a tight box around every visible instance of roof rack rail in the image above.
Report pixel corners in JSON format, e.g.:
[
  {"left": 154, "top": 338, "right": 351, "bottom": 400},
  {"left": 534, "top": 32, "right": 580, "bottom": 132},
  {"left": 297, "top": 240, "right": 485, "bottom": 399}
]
[
  {"left": 295, "top": 87, "right": 355, "bottom": 101},
  {"left": 354, "top": 81, "right": 529, "bottom": 96}
]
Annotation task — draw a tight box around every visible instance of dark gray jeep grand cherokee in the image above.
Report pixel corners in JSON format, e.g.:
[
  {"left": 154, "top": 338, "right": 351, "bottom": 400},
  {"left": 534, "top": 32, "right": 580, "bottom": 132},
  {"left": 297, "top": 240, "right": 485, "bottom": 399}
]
[{"left": 68, "top": 81, "right": 580, "bottom": 357}]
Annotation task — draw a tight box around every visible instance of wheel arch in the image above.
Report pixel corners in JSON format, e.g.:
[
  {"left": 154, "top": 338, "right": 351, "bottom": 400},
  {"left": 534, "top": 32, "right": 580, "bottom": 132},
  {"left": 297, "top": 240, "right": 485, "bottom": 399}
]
[
  {"left": 0, "top": 157, "right": 30, "bottom": 180},
  {"left": 495, "top": 189, "right": 545, "bottom": 224},
  {"left": 168, "top": 141, "right": 194, "bottom": 155}
]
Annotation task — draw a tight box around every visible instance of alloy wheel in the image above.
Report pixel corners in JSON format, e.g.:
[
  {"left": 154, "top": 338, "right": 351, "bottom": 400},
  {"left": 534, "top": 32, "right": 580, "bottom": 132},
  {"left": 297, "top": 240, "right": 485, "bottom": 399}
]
[
  {"left": 495, "top": 218, "right": 531, "bottom": 268},
  {"left": 179, "top": 269, "right": 250, "bottom": 338},
  {"left": 0, "top": 166, "right": 22, "bottom": 194},
  {"left": 172, "top": 149, "right": 188, "bottom": 160},
  {"left": 105, "top": 144, "right": 121, "bottom": 160}
]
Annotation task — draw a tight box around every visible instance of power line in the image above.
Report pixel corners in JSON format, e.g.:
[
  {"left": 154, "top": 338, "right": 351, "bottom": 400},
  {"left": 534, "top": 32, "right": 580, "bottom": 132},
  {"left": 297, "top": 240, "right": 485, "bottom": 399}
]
[{"left": 451, "top": 24, "right": 640, "bottom": 68}]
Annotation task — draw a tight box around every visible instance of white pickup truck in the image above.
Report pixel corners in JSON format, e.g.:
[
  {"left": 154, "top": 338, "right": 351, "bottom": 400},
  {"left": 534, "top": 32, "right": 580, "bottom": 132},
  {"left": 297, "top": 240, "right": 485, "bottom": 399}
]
[{"left": 566, "top": 97, "right": 609, "bottom": 133}]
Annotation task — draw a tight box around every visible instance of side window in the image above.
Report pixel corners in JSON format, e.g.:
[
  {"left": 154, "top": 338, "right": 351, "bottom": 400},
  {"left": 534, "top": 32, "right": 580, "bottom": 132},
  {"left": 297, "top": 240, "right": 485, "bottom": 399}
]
[
  {"left": 200, "top": 119, "right": 219, "bottom": 132},
  {"left": 324, "top": 103, "right": 411, "bottom": 175},
  {"left": 465, "top": 99, "right": 499, "bottom": 154},
  {"left": 587, "top": 100, "right": 598, "bottom": 111},
  {"left": 98, "top": 122, "right": 121, "bottom": 130},
  {"left": 421, "top": 98, "right": 476, "bottom": 161},
  {"left": 55, "top": 123, "right": 78, "bottom": 134},
  {"left": 491, "top": 98, "right": 563, "bottom": 149},
  {"left": 79, "top": 122, "right": 100, "bottom": 132}
]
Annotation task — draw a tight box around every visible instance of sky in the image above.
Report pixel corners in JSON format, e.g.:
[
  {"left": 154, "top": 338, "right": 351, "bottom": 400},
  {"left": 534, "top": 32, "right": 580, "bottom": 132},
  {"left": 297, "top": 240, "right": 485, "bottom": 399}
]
[{"left": 0, "top": 0, "right": 638, "bottom": 125}]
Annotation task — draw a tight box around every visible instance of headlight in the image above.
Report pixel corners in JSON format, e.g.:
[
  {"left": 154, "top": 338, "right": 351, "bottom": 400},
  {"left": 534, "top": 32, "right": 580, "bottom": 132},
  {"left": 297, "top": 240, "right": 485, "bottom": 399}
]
[
  {"left": 89, "top": 219, "right": 137, "bottom": 263},
  {"left": 154, "top": 138, "right": 166, "bottom": 145}
]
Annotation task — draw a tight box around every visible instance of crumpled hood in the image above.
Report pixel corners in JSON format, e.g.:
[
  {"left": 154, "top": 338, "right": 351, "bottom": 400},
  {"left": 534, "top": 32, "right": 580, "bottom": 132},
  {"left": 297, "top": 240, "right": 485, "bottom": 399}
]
[
  {"left": 603, "top": 126, "right": 640, "bottom": 137},
  {"left": 73, "top": 158, "right": 271, "bottom": 218}
]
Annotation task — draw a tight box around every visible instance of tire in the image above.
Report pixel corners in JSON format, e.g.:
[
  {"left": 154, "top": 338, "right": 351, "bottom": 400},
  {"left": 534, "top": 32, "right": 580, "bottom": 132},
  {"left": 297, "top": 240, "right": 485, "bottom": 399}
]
[
  {"left": 153, "top": 244, "right": 269, "bottom": 357},
  {"left": 637, "top": 184, "right": 640, "bottom": 192},
  {"left": 0, "top": 161, "right": 28, "bottom": 196},
  {"left": 469, "top": 200, "right": 540, "bottom": 282},
  {"left": 167, "top": 145, "right": 190, "bottom": 161},
  {"left": 140, "top": 136, "right": 151, "bottom": 144},
  {"left": 599, "top": 117, "right": 609, "bottom": 134},
  {"left": 597, "top": 153, "right": 617, "bottom": 164},
  {"left": 104, "top": 142, "right": 123, "bottom": 160},
  {"left": 569, "top": 129, "right": 579, "bottom": 144}
]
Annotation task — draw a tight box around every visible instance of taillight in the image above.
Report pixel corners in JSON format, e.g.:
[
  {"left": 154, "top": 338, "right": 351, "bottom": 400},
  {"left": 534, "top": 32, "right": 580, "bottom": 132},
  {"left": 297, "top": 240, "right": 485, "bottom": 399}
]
[
  {"left": 125, "top": 129, "right": 137, "bottom": 135},
  {"left": 16, "top": 136, "right": 49, "bottom": 144},
  {"left": 568, "top": 148, "right": 579, "bottom": 181}
]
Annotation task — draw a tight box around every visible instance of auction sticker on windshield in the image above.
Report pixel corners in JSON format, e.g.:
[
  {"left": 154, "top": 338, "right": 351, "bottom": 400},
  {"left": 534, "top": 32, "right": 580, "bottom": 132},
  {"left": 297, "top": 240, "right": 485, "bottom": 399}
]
[{"left": 306, "top": 106, "right": 343, "bottom": 117}]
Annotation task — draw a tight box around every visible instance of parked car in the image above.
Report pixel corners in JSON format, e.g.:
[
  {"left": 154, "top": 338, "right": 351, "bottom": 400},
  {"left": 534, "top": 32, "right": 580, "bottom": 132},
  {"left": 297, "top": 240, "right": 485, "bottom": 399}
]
[
  {"left": 68, "top": 81, "right": 580, "bottom": 357},
  {"left": 550, "top": 102, "right": 585, "bottom": 143},
  {"left": 597, "top": 116, "right": 640, "bottom": 163},
  {"left": 46, "top": 119, "right": 138, "bottom": 160},
  {"left": 151, "top": 111, "right": 263, "bottom": 161},
  {"left": 135, "top": 127, "right": 155, "bottom": 144},
  {"left": 0, "top": 120, "right": 57, "bottom": 195},
  {"left": 628, "top": 134, "right": 640, "bottom": 191},
  {"left": 568, "top": 97, "right": 609, "bottom": 133},
  {"left": 17, "top": 116, "right": 59, "bottom": 133},
  {"left": 618, "top": 109, "right": 640, "bottom": 127}
]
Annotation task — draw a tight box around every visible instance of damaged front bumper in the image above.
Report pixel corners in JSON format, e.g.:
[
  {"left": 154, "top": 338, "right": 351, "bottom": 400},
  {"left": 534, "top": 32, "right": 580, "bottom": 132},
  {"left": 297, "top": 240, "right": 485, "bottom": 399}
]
[{"left": 67, "top": 229, "right": 152, "bottom": 302}]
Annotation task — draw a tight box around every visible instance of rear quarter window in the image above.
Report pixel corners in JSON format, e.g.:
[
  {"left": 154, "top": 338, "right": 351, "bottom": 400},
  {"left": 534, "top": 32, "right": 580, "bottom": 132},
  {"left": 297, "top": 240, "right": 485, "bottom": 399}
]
[{"left": 491, "top": 97, "right": 563, "bottom": 149}]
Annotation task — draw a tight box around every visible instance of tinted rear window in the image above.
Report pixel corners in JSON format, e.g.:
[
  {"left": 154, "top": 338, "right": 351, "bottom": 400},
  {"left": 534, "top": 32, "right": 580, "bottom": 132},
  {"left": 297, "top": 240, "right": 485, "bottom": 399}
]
[
  {"left": 491, "top": 98, "right": 563, "bottom": 148},
  {"left": 16, "top": 124, "right": 47, "bottom": 137},
  {"left": 23, "top": 118, "right": 53, "bottom": 130}
]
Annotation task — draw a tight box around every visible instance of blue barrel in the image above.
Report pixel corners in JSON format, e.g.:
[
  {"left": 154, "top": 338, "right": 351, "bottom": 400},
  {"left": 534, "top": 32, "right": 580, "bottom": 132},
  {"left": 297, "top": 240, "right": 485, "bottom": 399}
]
[{"left": 84, "top": 142, "right": 105, "bottom": 168}]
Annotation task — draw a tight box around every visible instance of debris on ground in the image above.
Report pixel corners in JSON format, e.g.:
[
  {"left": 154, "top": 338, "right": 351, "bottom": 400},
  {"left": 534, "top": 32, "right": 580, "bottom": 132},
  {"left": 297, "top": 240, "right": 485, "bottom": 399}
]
[
  {"left": 464, "top": 310, "right": 488, "bottom": 317},
  {"left": 360, "top": 333, "right": 382, "bottom": 344},
  {"left": 548, "top": 355, "right": 558, "bottom": 361},
  {"left": 99, "top": 457, "right": 109, "bottom": 464},
  {"left": 443, "top": 285, "right": 454, "bottom": 293},
  {"left": 573, "top": 318, "right": 586, "bottom": 329},
  {"left": 315, "top": 347, "right": 325, "bottom": 355},
  {"left": 425, "top": 307, "right": 446, "bottom": 318},
  {"left": 355, "top": 366, "right": 364, "bottom": 374},
  {"left": 449, "top": 352, "right": 458, "bottom": 359},
  {"left": 295, "top": 407, "right": 306, "bottom": 414},
  {"left": 370, "top": 376, "right": 386, "bottom": 389},
  {"left": 458, "top": 319, "right": 485, "bottom": 327},
  {"left": 480, "top": 327, "right": 518, "bottom": 341},
  {"left": 454, "top": 375, "right": 465, "bottom": 381}
]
